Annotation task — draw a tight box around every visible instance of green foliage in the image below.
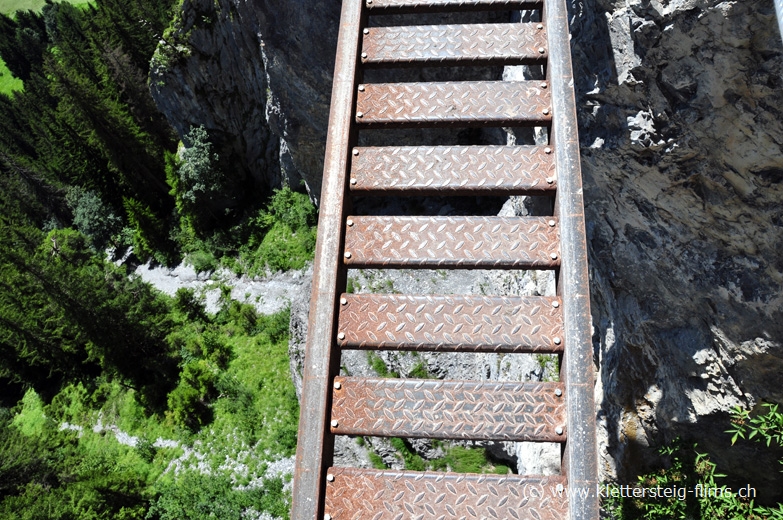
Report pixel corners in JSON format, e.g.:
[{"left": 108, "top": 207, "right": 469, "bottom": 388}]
[
  {"left": 167, "top": 360, "right": 218, "bottom": 430},
  {"left": 606, "top": 438, "right": 783, "bottom": 520},
  {"left": 390, "top": 437, "right": 426, "bottom": 471},
  {"left": 0, "top": 0, "right": 91, "bottom": 16},
  {"left": 0, "top": 57, "right": 22, "bottom": 94},
  {"left": 0, "top": 393, "right": 154, "bottom": 520},
  {"left": 0, "top": 223, "right": 180, "bottom": 408},
  {"left": 428, "top": 445, "right": 509, "bottom": 475},
  {"left": 369, "top": 452, "right": 387, "bottom": 470},
  {"left": 66, "top": 187, "right": 122, "bottom": 251},
  {"left": 167, "top": 126, "right": 228, "bottom": 238},
  {"left": 536, "top": 353, "right": 560, "bottom": 382},
  {"left": 240, "top": 187, "right": 317, "bottom": 274},
  {"left": 123, "top": 197, "right": 177, "bottom": 265},
  {"left": 0, "top": 0, "right": 178, "bottom": 262},
  {"left": 366, "top": 351, "right": 399, "bottom": 378},
  {"left": 408, "top": 362, "right": 432, "bottom": 379},
  {"left": 177, "top": 126, "right": 224, "bottom": 205},
  {"left": 11, "top": 388, "right": 46, "bottom": 436},
  {"left": 1, "top": 293, "right": 299, "bottom": 518},
  {"left": 727, "top": 404, "right": 783, "bottom": 451},
  {"left": 148, "top": 472, "right": 288, "bottom": 520}
]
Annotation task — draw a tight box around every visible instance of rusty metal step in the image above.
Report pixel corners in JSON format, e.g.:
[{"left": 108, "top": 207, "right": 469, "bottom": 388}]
[
  {"left": 337, "top": 294, "right": 564, "bottom": 352},
  {"left": 331, "top": 377, "right": 566, "bottom": 441},
  {"left": 365, "top": 0, "right": 543, "bottom": 15},
  {"left": 293, "top": 0, "right": 600, "bottom": 517},
  {"left": 350, "top": 145, "right": 556, "bottom": 194},
  {"left": 343, "top": 216, "right": 560, "bottom": 268},
  {"left": 361, "top": 23, "right": 547, "bottom": 67},
  {"left": 355, "top": 81, "right": 551, "bottom": 127},
  {"left": 325, "top": 468, "right": 568, "bottom": 520}
]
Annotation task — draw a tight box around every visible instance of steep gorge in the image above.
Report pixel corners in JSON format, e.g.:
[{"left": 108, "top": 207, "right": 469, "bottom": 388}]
[{"left": 150, "top": 0, "right": 783, "bottom": 502}]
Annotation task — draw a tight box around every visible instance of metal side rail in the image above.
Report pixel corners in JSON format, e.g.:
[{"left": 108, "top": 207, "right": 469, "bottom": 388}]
[{"left": 292, "top": 0, "right": 597, "bottom": 518}]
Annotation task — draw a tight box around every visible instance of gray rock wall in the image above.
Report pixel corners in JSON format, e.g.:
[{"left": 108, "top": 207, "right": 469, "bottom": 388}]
[
  {"left": 571, "top": 0, "right": 783, "bottom": 500},
  {"left": 150, "top": 0, "right": 340, "bottom": 200}
]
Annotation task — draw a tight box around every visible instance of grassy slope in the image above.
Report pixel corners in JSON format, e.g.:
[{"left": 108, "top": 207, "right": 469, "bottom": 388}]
[
  {"left": 0, "top": 0, "right": 92, "bottom": 95},
  {"left": 0, "top": 0, "right": 89, "bottom": 14}
]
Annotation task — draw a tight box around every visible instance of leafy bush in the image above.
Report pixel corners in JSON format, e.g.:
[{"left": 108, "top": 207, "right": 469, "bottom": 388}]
[
  {"left": 727, "top": 403, "right": 783, "bottom": 453},
  {"left": 148, "top": 472, "right": 288, "bottom": 520},
  {"left": 66, "top": 187, "right": 123, "bottom": 251},
  {"left": 241, "top": 187, "right": 317, "bottom": 273},
  {"left": 605, "top": 437, "right": 783, "bottom": 520}
]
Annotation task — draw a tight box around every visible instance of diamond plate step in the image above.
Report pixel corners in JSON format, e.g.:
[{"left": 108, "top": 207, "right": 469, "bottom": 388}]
[
  {"left": 350, "top": 145, "right": 556, "bottom": 194},
  {"left": 355, "top": 81, "right": 551, "bottom": 128},
  {"left": 361, "top": 23, "right": 547, "bottom": 67},
  {"left": 337, "top": 294, "right": 564, "bottom": 352},
  {"left": 325, "top": 468, "right": 568, "bottom": 520},
  {"left": 365, "top": 0, "right": 543, "bottom": 14},
  {"left": 342, "top": 216, "right": 560, "bottom": 268},
  {"left": 331, "top": 377, "right": 567, "bottom": 441}
]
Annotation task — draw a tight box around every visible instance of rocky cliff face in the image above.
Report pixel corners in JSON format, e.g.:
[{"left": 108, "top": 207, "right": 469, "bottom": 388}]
[
  {"left": 571, "top": 0, "right": 783, "bottom": 500},
  {"left": 153, "top": 0, "right": 783, "bottom": 503},
  {"left": 150, "top": 0, "right": 340, "bottom": 200}
]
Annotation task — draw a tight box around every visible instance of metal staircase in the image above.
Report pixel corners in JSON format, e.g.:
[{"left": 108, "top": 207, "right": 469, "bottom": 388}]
[{"left": 292, "top": 0, "right": 598, "bottom": 518}]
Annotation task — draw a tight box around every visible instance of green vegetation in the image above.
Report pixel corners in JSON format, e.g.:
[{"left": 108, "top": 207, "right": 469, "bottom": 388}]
[
  {"left": 0, "top": 59, "right": 21, "bottom": 93},
  {"left": 368, "top": 452, "right": 387, "bottom": 470},
  {"left": 536, "top": 353, "right": 560, "bottom": 382},
  {"left": 0, "top": 0, "right": 90, "bottom": 14},
  {"left": 0, "top": 0, "right": 315, "bottom": 516},
  {"left": 0, "top": 0, "right": 317, "bottom": 268},
  {"left": 366, "top": 351, "right": 399, "bottom": 378},
  {"left": 390, "top": 437, "right": 426, "bottom": 471},
  {"left": 408, "top": 362, "right": 433, "bottom": 379},
  {"left": 0, "top": 285, "right": 298, "bottom": 517},
  {"left": 727, "top": 403, "right": 783, "bottom": 454},
  {"left": 383, "top": 437, "right": 509, "bottom": 475},
  {"left": 429, "top": 445, "right": 509, "bottom": 475},
  {"left": 604, "top": 405, "right": 783, "bottom": 520}
]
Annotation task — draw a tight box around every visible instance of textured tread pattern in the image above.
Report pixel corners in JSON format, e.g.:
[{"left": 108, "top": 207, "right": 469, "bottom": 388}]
[
  {"left": 350, "top": 145, "right": 556, "bottom": 194},
  {"left": 356, "top": 81, "right": 551, "bottom": 127},
  {"left": 337, "top": 294, "right": 564, "bottom": 352},
  {"left": 325, "top": 468, "right": 568, "bottom": 520},
  {"left": 343, "top": 216, "right": 560, "bottom": 268},
  {"left": 362, "top": 23, "right": 547, "bottom": 66},
  {"left": 366, "top": 0, "right": 543, "bottom": 14},
  {"left": 331, "top": 377, "right": 566, "bottom": 441}
]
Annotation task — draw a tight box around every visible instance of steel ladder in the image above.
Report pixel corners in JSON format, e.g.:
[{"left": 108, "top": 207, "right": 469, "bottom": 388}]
[{"left": 292, "top": 0, "right": 598, "bottom": 518}]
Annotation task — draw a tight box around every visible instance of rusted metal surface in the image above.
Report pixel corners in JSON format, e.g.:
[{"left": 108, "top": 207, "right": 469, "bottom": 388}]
[
  {"left": 337, "top": 294, "right": 564, "bottom": 352},
  {"left": 343, "top": 216, "right": 560, "bottom": 268},
  {"left": 290, "top": 0, "right": 362, "bottom": 518},
  {"left": 325, "top": 468, "right": 568, "bottom": 520},
  {"left": 366, "top": 0, "right": 543, "bottom": 14},
  {"left": 350, "top": 145, "right": 556, "bottom": 194},
  {"left": 355, "top": 81, "right": 551, "bottom": 127},
  {"left": 331, "top": 377, "right": 567, "bottom": 441},
  {"left": 546, "top": 0, "right": 599, "bottom": 519},
  {"left": 361, "top": 23, "right": 547, "bottom": 67}
]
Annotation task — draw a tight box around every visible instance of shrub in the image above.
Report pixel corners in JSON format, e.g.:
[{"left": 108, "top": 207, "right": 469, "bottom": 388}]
[{"left": 66, "top": 188, "right": 123, "bottom": 251}]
